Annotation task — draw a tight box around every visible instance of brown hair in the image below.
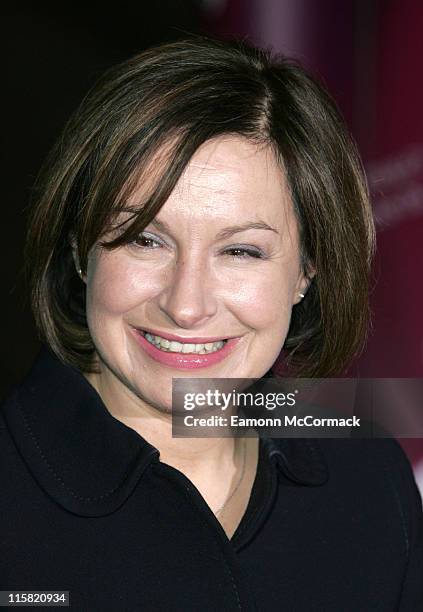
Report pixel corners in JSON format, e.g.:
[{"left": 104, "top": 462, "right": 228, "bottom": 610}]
[{"left": 25, "top": 36, "right": 375, "bottom": 377}]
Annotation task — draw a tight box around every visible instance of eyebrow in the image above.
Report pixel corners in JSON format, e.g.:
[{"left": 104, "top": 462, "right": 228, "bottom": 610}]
[{"left": 150, "top": 218, "right": 279, "bottom": 240}]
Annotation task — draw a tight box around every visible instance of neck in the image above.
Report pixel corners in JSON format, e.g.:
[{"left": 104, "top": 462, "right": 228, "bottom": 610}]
[
  {"left": 84, "top": 363, "right": 259, "bottom": 523},
  {"left": 83, "top": 366, "right": 238, "bottom": 479}
]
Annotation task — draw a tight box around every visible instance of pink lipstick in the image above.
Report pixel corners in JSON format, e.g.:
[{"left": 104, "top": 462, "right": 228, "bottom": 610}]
[{"left": 131, "top": 327, "right": 241, "bottom": 370}]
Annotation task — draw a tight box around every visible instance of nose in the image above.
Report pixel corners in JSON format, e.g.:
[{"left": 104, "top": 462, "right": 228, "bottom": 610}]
[{"left": 158, "top": 253, "right": 218, "bottom": 329}]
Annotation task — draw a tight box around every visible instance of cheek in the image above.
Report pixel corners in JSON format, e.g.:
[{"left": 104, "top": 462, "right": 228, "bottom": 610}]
[
  {"left": 86, "top": 251, "right": 161, "bottom": 317},
  {"left": 226, "top": 268, "right": 295, "bottom": 333}
]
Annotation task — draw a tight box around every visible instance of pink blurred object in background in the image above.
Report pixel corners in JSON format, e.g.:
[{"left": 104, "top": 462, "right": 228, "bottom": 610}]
[{"left": 203, "top": 0, "right": 423, "bottom": 489}]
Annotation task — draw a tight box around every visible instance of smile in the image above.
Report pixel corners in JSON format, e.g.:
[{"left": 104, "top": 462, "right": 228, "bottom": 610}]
[
  {"left": 132, "top": 328, "right": 241, "bottom": 370},
  {"left": 142, "top": 332, "right": 227, "bottom": 354}
]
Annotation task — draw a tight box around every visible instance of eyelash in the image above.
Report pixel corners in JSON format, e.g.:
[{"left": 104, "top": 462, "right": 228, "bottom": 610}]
[
  {"left": 132, "top": 234, "right": 163, "bottom": 249},
  {"left": 223, "top": 247, "right": 264, "bottom": 259},
  {"left": 131, "top": 234, "right": 265, "bottom": 260}
]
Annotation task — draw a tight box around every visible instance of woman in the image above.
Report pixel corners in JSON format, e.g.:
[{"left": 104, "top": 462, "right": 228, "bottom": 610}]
[{"left": 1, "top": 37, "right": 422, "bottom": 610}]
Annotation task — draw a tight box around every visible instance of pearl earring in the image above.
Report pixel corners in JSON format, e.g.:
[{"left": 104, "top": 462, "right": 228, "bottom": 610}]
[{"left": 299, "top": 293, "right": 305, "bottom": 298}]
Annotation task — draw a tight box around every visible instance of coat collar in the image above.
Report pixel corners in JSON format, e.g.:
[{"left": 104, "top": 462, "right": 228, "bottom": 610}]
[{"left": 2, "top": 346, "right": 328, "bottom": 517}]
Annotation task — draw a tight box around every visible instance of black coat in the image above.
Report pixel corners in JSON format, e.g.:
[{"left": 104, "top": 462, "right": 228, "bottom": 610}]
[{"left": 1, "top": 347, "right": 422, "bottom": 611}]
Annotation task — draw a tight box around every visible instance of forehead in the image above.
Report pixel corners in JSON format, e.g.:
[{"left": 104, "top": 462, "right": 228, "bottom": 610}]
[{"left": 128, "top": 135, "right": 294, "bottom": 227}]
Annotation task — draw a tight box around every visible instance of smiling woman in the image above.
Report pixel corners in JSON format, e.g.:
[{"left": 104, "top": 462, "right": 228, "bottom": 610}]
[
  {"left": 82, "top": 136, "right": 308, "bottom": 414},
  {"left": 1, "top": 37, "right": 422, "bottom": 611},
  {"left": 28, "top": 39, "right": 372, "bottom": 381}
]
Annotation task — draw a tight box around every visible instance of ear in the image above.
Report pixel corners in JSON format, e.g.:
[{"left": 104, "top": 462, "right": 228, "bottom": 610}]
[
  {"left": 292, "top": 263, "right": 316, "bottom": 306},
  {"left": 69, "top": 232, "right": 85, "bottom": 283}
]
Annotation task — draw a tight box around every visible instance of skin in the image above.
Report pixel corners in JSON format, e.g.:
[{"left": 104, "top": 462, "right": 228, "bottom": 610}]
[{"left": 73, "top": 135, "right": 311, "bottom": 520}]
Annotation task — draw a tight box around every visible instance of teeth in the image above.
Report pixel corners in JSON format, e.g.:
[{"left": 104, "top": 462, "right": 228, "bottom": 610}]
[
  {"left": 181, "top": 343, "right": 195, "bottom": 353},
  {"left": 169, "top": 341, "right": 183, "bottom": 352},
  {"left": 143, "top": 332, "right": 226, "bottom": 354}
]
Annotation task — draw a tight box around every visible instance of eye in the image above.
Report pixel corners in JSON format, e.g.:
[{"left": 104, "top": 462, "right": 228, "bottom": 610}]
[
  {"left": 132, "top": 232, "right": 163, "bottom": 249},
  {"left": 223, "top": 246, "right": 264, "bottom": 259}
]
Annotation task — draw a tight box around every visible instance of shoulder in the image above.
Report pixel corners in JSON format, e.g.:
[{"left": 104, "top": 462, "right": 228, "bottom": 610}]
[
  {"left": 0, "top": 391, "right": 14, "bottom": 431},
  {"left": 316, "top": 437, "right": 421, "bottom": 496},
  {"left": 316, "top": 437, "right": 423, "bottom": 553},
  {"left": 0, "top": 388, "right": 21, "bottom": 446},
  {"left": 0, "top": 391, "right": 29, "bottom": 484},
  {"left": 317, "top": 437, "right": 420, "bottom": 487}
]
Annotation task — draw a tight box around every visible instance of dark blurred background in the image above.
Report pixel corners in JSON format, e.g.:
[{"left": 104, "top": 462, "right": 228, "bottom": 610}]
[{"left": 3, "top": 1, "right": 423, "bottom": 481}]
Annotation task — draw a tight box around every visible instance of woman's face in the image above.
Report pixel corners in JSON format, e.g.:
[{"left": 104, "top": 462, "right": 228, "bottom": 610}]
[{"left": 83, "top": 135, "right": 309, "bottom": 412}]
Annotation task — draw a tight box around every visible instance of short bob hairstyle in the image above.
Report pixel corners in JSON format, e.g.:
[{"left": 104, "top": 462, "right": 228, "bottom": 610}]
[{"left": 26, "top": 36, "right": 375, "bottom": 378}]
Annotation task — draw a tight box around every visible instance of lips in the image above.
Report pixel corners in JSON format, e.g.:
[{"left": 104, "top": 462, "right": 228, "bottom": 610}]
[
  {"left": 141, "top": 331, "right": 227, "bottom": 355},
  {"left": 131, "top": 327, "right": 241, "bottom": 370},
  {"left": 135, "top": 326, "right": 230, "bottom": 344}
]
